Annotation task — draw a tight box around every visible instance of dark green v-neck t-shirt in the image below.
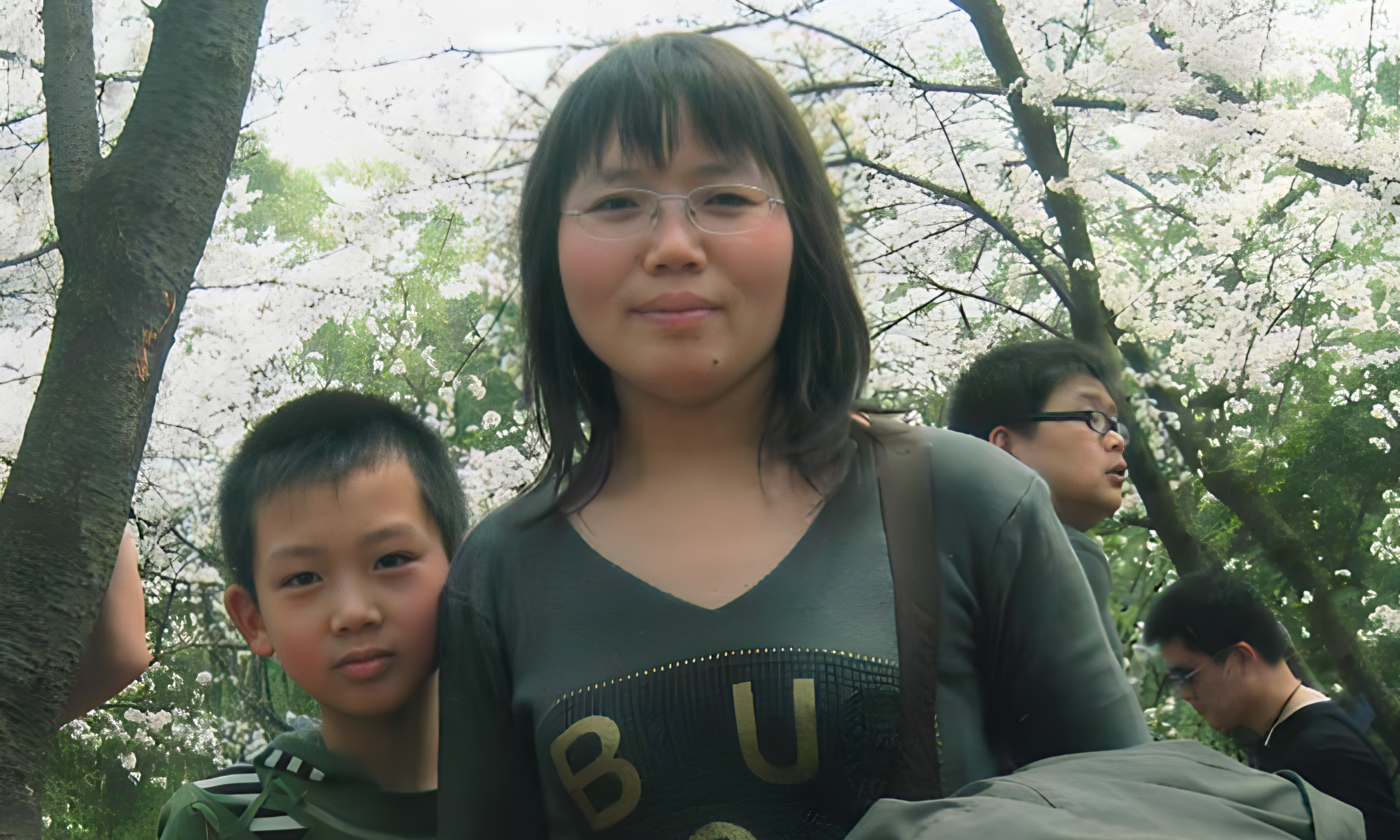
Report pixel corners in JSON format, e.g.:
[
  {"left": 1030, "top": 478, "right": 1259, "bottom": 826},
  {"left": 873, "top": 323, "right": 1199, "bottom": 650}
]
[{"left": 438, "top": 427, "right": 1148, "bottom": 839}]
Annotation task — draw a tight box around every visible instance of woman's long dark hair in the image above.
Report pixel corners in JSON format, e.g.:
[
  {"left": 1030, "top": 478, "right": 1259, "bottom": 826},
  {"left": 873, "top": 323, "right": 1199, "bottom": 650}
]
[{"left": 520, "top": 33, "right": 870, "bottom": 514}]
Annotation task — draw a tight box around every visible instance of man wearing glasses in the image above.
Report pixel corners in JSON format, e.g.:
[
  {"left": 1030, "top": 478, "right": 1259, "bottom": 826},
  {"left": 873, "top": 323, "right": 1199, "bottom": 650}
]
[
  {"left": 946, "top": 339, "right": 1130, "bottom": 660},
  {"left": 1143, "top": 570, "right": 1400, "bottom": 838}
]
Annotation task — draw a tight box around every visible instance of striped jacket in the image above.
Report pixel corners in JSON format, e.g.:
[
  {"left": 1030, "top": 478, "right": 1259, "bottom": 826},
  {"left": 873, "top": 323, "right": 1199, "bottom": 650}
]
[{"left": 157, "top": 729, "right": 435, "bottom": 839}]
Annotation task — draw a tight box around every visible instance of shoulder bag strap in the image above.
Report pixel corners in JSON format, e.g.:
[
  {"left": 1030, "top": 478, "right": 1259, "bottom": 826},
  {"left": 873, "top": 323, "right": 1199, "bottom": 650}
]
[{"left": 864, "top": 413, "right": 943, "bottom": 800}]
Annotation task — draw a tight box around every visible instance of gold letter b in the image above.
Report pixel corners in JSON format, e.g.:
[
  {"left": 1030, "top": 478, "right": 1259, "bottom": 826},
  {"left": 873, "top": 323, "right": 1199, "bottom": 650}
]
[{"left": 550, "top": 715, "right": 642, "bottom": 830}]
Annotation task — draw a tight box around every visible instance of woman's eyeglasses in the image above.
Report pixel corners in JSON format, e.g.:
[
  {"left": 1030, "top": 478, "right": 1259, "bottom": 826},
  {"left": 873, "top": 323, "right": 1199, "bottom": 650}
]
[
  {"left": 1020, "top": 410, "right": 1129, "bottom": 444},
  {"left": 561, "top": 184, "right": 784, "bottom": 240}
]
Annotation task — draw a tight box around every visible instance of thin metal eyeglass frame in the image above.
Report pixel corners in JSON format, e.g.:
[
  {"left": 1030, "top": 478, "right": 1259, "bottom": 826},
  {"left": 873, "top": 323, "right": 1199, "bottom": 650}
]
[
  {"left": 1019, "top": 410, "right": 1129, "bottom": 444},
  {"left": 1164, "top": 644, "right": 1238, "bottom": 697},
  {"left": 560, "top": 184, "right": 785, "bottom": 240}
]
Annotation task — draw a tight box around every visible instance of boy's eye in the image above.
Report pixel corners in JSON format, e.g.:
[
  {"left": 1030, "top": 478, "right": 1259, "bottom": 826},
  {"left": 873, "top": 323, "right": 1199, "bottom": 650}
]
[
  {"left": 375, "top": 553, "right": 414, "bottom": 571},
  {"left": 283, "top": 571, "right": 320, "bottom": 588}
]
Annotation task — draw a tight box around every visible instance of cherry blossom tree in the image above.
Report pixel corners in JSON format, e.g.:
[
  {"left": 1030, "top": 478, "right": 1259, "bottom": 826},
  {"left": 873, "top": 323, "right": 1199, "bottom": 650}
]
[
  {"left": 4, "top": 0, "right": 1400, "bottom": 830},
  {"left": 0, "top": 0, "right": 267, "bottom": 831},
  {"left": 758, "top": 0, "right": 1400, "bottom": 753}
]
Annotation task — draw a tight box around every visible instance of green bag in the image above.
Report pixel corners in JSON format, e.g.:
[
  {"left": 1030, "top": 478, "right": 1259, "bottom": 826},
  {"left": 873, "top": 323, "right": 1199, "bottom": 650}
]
[{"left": 858, "top": 414, "right": 1364, "bottom": 840}]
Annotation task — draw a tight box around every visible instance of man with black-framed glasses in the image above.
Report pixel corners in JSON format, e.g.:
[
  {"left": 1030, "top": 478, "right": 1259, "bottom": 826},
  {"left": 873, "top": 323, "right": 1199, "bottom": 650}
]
[
  {"left": 947, "top": 340, "right": 1130, "bottom": 660},
  {"left": 1144, "top": 570, "right": 1400, "bottom": 839}
]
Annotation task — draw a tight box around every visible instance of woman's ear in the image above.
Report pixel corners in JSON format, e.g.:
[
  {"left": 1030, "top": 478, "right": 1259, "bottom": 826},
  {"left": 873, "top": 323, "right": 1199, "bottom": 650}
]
[{"left": 224, "top": 585, "right": 276, "bottom": 658}]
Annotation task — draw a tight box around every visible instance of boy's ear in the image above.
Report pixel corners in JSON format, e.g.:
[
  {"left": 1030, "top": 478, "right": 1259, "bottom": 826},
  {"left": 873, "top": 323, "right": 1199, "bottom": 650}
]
[
  {"left": 224, "top": 585, "right": 276, "bottom": 658},
  {"left": 1231, "top": 641, "right": 1264, "bottom": 668},
  {"left": 988, "top": 426, "right": 1015, "bottom": 454}
]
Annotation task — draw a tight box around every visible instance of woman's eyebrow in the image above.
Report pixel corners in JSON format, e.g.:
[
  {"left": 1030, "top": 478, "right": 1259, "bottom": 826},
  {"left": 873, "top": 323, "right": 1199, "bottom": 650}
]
[
  {"left": 592, "top": 161, "right": 752, "bottom": 186},
  {"left": 596, "top": 167, "right": 644, "bottom": 185}
]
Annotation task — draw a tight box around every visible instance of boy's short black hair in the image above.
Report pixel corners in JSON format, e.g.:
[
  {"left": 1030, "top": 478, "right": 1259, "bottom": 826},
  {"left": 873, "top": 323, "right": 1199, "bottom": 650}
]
[
  {"left": 218, "top": 390, "right": 467, "bottom": 603},
  {"left": 1142, "top": 569, "right": 1291, "bottom": 664},
  {"left": 945, "top": 339, "right": 1119, "bottom": 441}
]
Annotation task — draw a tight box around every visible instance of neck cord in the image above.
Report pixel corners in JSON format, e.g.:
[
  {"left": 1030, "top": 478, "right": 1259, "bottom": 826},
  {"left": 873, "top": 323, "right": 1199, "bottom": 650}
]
[{"left": 1263, "top": 681, "right": 1304, "bottom": 747}]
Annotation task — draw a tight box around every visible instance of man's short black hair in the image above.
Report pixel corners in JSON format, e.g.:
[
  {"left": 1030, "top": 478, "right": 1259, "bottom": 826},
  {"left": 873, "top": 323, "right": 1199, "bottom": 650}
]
[
  {"left": 945, "top": 339, "right": 1119, "bottom": 441},
  {"left": 1142, "top": 569, "right": 1291, "bottom": 664},
  {"left": 217, "top": 390, "right": 467, "bottom": 603}
]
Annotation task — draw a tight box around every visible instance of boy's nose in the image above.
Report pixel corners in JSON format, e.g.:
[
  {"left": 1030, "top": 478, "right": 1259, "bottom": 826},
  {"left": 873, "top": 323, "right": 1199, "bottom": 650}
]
[{"left": 331, "top": 583, "right": 383, "bottom": 633}]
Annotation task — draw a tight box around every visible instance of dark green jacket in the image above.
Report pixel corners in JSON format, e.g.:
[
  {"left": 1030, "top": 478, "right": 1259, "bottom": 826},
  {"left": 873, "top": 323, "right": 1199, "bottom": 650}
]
[
  {"left": 1063, "top": 526, "right": 1123, "bottom": 662},
  {"left": 846, "top": 740, "right": 1363, "bottom": 839}
]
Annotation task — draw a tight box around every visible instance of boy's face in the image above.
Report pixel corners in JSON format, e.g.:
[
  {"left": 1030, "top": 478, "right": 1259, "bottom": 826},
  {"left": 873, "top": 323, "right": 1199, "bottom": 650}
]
[
  {"left": 224, "top": 458, "right": 450, "bottom": 720},
  {"left": 991, "top": 373, "right": 1128, "bottom": 531},
  {"left": 1158, "top": 638, "right": 1249, "bottom": 731}
]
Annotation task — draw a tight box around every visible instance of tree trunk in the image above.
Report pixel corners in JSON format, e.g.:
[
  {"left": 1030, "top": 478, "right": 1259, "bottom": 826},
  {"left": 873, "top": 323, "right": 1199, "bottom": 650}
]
[
  {"left": 950, "top": 0, "right": 1217, "bottom": 577},
  {"left": 0, "top": 1, "right": 268, "bottom": 834}
]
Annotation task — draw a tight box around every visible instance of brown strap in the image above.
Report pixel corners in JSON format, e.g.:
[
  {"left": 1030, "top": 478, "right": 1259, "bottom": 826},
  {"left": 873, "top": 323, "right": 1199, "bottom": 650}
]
[{"left": 865, "top": 414, "right": 943, "bottom": 800}]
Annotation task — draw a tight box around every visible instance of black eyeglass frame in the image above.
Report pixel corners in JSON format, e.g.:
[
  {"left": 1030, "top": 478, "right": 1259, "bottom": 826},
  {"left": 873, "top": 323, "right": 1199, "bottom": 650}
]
[{"left": 1019, "top": 410, "right": 1129, "bottom": 444}]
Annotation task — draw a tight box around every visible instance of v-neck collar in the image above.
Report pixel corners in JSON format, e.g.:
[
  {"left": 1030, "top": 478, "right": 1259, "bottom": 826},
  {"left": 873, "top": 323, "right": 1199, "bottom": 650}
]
[{"left": 558, "top": 461, "right": 854, "bottom": 613}]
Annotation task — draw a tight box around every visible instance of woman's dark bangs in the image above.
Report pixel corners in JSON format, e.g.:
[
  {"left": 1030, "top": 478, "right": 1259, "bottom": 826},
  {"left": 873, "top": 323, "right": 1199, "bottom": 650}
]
[{"left": 563, "top": 39, "right": 782, "bottom": 186}]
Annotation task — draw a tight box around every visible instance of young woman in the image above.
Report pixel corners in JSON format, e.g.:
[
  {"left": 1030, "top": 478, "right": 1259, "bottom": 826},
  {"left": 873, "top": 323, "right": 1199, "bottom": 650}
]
[{"left": 438, "top": 33, "right": 1148, "bottom": 839}]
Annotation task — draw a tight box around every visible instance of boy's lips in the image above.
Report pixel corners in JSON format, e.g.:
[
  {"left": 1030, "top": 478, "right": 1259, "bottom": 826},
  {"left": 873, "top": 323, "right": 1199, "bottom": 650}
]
[{"left": 335, "top": 648, "right": 393, "bottom": 679}]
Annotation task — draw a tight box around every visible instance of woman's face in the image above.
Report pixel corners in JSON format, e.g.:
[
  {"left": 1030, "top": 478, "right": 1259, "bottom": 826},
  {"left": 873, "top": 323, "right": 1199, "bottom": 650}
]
[{"left": 558, "top": 124, "right": 793, "bottom": 408}]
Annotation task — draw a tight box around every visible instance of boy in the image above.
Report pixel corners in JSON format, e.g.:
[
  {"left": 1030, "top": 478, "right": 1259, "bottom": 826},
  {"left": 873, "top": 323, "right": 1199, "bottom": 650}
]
[
  {"left": 158, "top": 390, "right": 467, "bottom": 839},
  {"left": 946, "top": 339, "right": 1130, "bottom": 659},
  {"left": 1146, "top": 570, "right": 1400, "bottom": 839}
]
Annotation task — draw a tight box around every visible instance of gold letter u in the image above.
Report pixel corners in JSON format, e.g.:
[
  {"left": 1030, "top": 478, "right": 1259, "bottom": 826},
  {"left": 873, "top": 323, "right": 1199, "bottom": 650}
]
[{"left": 731, "top": 679, "right": 818, "bottom": 784}]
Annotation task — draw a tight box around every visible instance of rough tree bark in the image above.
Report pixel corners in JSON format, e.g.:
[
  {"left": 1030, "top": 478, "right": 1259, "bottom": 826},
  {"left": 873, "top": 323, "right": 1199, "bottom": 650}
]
[
  {"left": 948, "top": 0, "right": 1400, "bottom": 758},
  {"left": 0, "top": 0, "right": 268, "bottom": 835}
]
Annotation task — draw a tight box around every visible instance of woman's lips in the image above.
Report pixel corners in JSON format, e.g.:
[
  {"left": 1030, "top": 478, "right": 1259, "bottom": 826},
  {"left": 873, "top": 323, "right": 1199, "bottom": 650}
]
[
  {"left": 635, "top": 291, "right": 719, "bottom": 328},
  {"left": 635, "top": 308, "right": 717, "bottom": 328}
]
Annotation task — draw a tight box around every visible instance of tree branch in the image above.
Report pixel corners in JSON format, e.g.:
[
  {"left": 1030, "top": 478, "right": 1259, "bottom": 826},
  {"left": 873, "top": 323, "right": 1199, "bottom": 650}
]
[
  {"left": 891, "top": 267, "right": 1070, "bottom": 339},
  {"left": 828, "top": 151, "right": 1075, "bottom": 308},
  {"left": 787, "top": 87, "right": 1381, "bottom": 193},
  {"left": 952, "top": 0, "right": 1105, "bottom": 345},
  {"left": 0, "top": 49, "right": 44, "bottom": 72},
  {"left": 0, "top": 242, "right": 59, "bottom": 270},
  {"left": 41, "top": 0, "right": 102, "bottom": 207},
  {"left": 0, "top": 108, "right": 45, "bottom": 129}
]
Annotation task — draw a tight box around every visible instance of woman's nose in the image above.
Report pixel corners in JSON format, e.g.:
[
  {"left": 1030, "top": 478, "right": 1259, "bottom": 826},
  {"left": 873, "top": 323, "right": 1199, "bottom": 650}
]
[{"left": 643, "top": 199, "right": 707, "bottom": 273}]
